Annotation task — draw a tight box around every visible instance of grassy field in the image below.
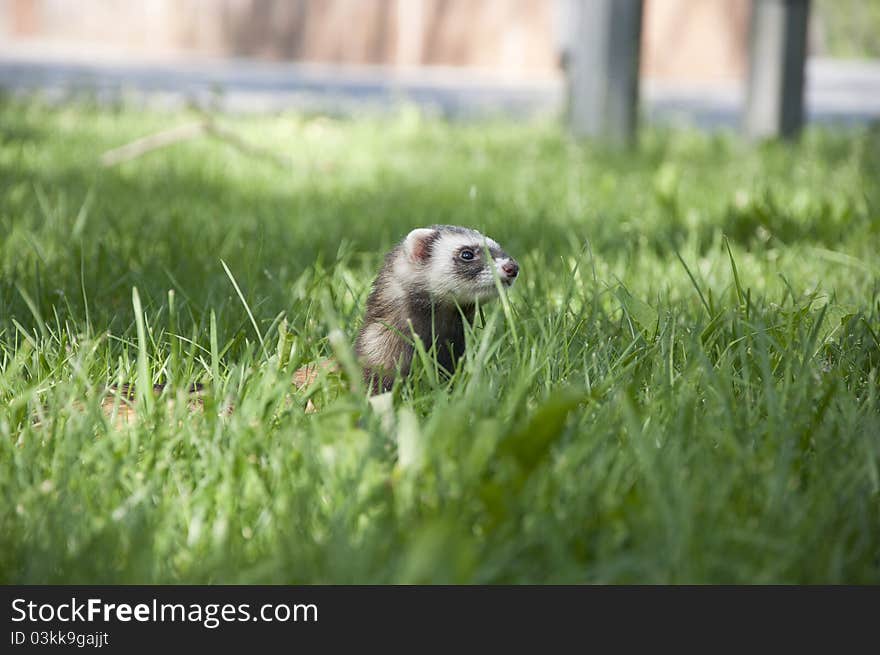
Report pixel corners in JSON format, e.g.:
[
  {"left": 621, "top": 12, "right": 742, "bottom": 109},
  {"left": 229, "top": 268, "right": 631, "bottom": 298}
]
[{"left": 1, "top": 99, "right": 878, "bottom": 583}]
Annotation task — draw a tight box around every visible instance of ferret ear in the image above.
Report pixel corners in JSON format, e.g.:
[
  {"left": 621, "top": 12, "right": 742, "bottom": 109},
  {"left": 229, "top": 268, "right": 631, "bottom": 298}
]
[{"left": 403, "top": 228, "right": 436, "bottom": 263}]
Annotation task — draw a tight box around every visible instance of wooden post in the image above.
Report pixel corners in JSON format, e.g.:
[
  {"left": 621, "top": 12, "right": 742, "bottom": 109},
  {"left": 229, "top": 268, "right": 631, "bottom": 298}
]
[
  {"left": 396, "top": 0, "right": 425, "bottom": 68},
  {"left": 744, "top": 0, "right": 811, "bottom": 139},
  {"left": 566, "top": 0, "right": 644, "bottom": 146}
]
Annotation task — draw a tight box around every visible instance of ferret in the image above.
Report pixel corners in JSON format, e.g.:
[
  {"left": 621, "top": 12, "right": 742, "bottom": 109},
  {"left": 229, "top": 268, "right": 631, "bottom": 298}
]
[
  {"left": 64, "top": 225, "right": 516, "bottom": 426},
  {"left": 355, "top": 225, "right": 519, "bottom": 393}
]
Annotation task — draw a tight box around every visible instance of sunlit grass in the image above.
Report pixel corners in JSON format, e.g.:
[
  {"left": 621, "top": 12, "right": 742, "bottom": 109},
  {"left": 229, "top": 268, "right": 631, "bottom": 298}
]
[{"left": 1, "top": 99, "right": 878, "bottom": 583}]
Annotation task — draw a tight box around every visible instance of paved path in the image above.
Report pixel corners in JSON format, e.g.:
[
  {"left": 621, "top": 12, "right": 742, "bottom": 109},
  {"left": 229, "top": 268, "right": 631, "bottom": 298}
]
[{"left": 1, "top": 46, "right": 878, "bottom": 127}]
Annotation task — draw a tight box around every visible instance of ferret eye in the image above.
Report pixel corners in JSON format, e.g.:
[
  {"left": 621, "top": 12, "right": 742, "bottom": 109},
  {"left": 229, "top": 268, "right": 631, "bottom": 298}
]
[{"left": 459, "top": 249, "right": 475, "bottom": 261}]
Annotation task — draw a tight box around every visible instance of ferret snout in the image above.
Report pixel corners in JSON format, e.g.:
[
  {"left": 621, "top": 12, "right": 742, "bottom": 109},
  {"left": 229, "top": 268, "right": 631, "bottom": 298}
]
[{"left": 500, "top": 259, "right": 519, "bottom": 279}]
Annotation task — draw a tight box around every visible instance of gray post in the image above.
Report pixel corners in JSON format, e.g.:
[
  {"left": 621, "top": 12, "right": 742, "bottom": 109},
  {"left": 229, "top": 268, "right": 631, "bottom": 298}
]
[
  {"left": 744, "top": 0, "right": 811, "bottom": 140},
  {"left": 566, "top": 0, "right": 644, "bottom": 146}
]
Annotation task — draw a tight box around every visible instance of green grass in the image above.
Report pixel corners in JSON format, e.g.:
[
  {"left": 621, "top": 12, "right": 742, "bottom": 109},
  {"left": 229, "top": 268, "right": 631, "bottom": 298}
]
[{"left": 1, "top": 99, "right": 879, "bottom": 583}]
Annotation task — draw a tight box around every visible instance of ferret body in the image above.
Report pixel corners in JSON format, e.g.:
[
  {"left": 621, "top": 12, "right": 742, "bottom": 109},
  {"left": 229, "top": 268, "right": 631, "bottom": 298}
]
[{"left": 355, "top": 225, "right": 519, "bottom": 392}]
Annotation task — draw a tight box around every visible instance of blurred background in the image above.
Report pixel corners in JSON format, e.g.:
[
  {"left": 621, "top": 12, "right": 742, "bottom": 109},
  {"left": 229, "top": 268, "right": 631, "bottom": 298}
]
[{"left": 1, "top": 0, "right": 878, "bottom": 128}]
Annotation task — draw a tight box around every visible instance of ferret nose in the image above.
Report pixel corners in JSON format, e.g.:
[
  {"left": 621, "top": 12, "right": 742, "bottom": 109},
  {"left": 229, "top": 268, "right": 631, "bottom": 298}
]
[{"left": 502, "top": 260, "right": 519, "bottom": 278}]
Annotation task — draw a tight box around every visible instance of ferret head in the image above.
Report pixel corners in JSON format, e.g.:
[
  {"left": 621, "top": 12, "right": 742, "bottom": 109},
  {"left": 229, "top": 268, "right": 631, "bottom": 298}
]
[{"left": 398, "top": 225, "right": 519, "bottom": 304}]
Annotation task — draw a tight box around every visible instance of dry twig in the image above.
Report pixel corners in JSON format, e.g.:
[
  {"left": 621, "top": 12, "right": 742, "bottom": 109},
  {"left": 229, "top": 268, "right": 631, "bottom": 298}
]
[{"left": 100, "top": 118, "right": 289, "bottom": 169}]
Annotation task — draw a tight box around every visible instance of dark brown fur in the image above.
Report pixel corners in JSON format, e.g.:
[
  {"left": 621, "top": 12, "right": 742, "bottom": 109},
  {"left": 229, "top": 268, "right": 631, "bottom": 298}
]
[{"left": 356, "top": 285, "right": 475, "bottom": 393}]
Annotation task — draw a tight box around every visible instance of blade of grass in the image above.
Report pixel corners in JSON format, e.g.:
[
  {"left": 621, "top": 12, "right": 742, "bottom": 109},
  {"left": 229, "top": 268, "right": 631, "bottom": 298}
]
[
  {"left": 723, "top": 236, "right": 746, "bottom": 312},
  {"left": 132, "top": 286, "right": 153, "bottom": 414},
  {"left": 221, "top": 258, "right": 264, "bottom": 351},
  {"left": 16, "top": 284, "right": 49, "bottom": 343},
  {"left": 210, "top": 309, "right": 220, "bottom": 386},
  {"left": 675, "top": 250, "right": 712, "bottom": 318}
]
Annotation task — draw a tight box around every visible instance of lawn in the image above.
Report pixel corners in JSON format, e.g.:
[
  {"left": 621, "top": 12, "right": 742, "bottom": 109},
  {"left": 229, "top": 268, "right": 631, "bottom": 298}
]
[{"left": 1, "top": 99, "right": 878, "bottom": 583}]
